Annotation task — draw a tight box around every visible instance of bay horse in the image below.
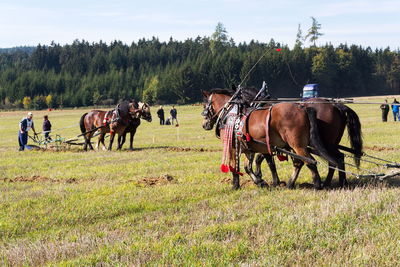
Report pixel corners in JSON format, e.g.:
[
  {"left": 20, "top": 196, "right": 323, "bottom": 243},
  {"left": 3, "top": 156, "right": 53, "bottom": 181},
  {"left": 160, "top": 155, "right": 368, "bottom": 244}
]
[
  {"left": 202, "top": 89, "right": 338, "bottom": 190},
  {"left": 253, "top": 98, "right": 363, "bottom": 188},
  {"left": 79, "top": 100, "right": 139, "bottom": 151},
  {"left": 117, "top": 102, "right": 152, "bottom": 150}
]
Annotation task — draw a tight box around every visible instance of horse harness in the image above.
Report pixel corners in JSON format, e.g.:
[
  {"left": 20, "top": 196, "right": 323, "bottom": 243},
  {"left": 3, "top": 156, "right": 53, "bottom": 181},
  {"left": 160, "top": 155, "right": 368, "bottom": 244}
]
[{"left": 214, "top": 101, "right": 272, "bottom": 175}]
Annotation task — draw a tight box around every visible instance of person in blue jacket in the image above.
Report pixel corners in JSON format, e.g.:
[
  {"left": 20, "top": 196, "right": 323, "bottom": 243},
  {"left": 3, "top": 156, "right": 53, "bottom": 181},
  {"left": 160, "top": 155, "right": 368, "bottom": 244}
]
[
  {"left": 391, "top": 99, "right": 399, "bottom": 121},
  {"left": 18, "top": 112, "right": 37, "bottom": 151}
]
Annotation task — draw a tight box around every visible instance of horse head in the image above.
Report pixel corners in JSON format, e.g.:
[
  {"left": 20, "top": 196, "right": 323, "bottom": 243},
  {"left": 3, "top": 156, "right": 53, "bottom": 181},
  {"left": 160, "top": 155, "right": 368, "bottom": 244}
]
[
  {"left": 138, "top": 102, "right": 152, "bottom": 122},
  {"left": 201, "top": 89, "right": 232, "bottom": 130}
]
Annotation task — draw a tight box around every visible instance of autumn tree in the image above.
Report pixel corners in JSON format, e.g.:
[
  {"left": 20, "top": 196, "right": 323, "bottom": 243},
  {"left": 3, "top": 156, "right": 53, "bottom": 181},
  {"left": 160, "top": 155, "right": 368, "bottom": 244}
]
[{"left": 305, "top": 17, "right": 324, "bottom": 47}]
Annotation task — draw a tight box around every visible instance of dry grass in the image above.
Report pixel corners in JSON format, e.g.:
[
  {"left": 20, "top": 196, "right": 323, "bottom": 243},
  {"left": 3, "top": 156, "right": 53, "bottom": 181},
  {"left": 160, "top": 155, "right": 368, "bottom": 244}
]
[{"left": 1, "top": 98, "right": 400, "bottom": 266}]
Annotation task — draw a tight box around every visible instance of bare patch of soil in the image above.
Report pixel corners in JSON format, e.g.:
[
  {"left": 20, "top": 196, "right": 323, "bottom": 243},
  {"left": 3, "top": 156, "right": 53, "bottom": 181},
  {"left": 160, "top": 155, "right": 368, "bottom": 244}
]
[
  {"left": 2, "top": 175, "right": 79, "bottom": 184},
  {"left": 365, "top": 145, "right": 397, "bottom": 152},
  {"left": 137, "top": 174, "right": 175, "bottom": 186},
  {"left": 165, "top": 147, "right": 221, "bottom": 153},
  {"left": 220, "top": 177, "right": 256, "bottom": 188}
]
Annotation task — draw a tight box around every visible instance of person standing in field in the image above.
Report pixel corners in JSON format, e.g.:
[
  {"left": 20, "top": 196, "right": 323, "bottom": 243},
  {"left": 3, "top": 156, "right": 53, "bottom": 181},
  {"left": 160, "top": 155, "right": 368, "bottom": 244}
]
[
  {"left": 43, "top": 115, "right": 52, "bottom": 141},
  {"left": 170, "top": 105, "right": 179, "bottom": 126},
  {"left": 391, "top": 98, "right": 399, "bottom": 121},
  {"left": 157, "top": 106, "right": 165, "bottom": 125},
  {"left": 380, "top": 99, "right": 389, "bottom": 122},
  {"left": 18, "top": 112, "right": 37, "bottom": 151}
]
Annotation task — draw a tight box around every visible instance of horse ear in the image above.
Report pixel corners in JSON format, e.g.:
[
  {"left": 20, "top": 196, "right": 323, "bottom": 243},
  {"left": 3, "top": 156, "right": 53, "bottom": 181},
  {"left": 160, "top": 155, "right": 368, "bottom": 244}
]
[
  {"left": 231, "top": 84, "right": 236, "bottom": 91},
  {"left": 202, "top": 90, "right": 210, "bottom": 99}
]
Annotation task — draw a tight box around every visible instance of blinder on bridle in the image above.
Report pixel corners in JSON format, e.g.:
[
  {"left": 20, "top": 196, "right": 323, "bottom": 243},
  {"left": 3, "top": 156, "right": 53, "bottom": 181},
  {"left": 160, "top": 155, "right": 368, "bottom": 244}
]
[
  {"left": 201, "top": 99, "right": 214, "bottom": 119},
  {"left": 202, "top": 94, "right": 224, "bottom": 130}
]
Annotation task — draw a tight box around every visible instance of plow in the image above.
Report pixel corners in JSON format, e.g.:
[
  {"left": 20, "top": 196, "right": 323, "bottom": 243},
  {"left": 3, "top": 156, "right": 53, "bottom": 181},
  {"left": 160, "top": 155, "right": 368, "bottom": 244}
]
[{"left": 27, "top": 126, "right": 108, "bottom": 151}]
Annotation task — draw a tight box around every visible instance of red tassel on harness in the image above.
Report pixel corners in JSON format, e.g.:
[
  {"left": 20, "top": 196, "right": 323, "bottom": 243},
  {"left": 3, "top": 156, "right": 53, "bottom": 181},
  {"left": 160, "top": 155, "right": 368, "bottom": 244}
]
[
  {"left": 220, "top": 164, "right": 229, "bottom": 173},
  {"left": 229, "top": 166, "right": 244, "bottom": 176},
  {"left": 277, "top": 154, "right": 288, "bottom": 161},
  {"left": 245, "top": 133, "right": 251, "bottom": 142}
]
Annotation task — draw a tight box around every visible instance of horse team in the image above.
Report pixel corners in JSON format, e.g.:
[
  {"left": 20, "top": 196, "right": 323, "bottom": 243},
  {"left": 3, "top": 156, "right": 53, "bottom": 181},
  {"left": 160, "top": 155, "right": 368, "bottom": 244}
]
[
  {"left": 78, "top": 88, "right": 363, "bottom": 190},
  {"left": 201, "top": 87, "right": 363, "bottom": 190},
  {"left": 79, "top": 99, "right": 152, "bottom": 151}
]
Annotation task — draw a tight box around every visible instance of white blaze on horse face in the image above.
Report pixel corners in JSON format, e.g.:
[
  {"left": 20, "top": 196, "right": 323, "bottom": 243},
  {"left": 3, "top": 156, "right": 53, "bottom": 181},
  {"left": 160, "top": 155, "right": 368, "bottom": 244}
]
[{"left": 208, "top": 94, "right": 213, "bottom": 113}]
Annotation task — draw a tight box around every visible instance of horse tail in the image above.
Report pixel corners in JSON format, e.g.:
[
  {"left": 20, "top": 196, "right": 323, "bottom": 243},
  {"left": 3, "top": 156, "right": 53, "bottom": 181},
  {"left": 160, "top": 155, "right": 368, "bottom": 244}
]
[
  {"left": 336, "top": 104, "right": 363, "bottom": 168},
  {"left": 80, "top": 113, "right": 88, "bottom": 134},
  {"left": 306, "top": 107, "right": 338, "bottom": 166}
]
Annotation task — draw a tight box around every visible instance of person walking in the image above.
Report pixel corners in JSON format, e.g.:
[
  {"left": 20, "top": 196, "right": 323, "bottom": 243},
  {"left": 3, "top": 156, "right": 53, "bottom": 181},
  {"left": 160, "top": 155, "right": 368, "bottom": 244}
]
[
  {"left": 380, "top": 99, "right": 390, "bottom": 122},
  {"left": 170, "top": 105, "right": 179, "bottom": 126},
  {"left": 157, "top": 106, "right": 165, "bottom": 125},
  {"left": 391, "top": 98, "right": 399, "bottom": 121},
  {"left": 18, "top": 112, "right": 37, "bottom": 151},
  {"left": 42, "top": 115, "right": 52, "bottom": 141}
]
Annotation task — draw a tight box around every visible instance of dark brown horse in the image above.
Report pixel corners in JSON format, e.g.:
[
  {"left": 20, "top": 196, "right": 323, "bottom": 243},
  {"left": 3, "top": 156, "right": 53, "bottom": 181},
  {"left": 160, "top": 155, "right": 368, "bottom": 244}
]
[
  {"left": 253, "top": 98, "right": 363, "bottom": 187},
  {"left": 79, "top": 101, "right": 138, "bottom": 151},
  {"left": 117, "top": 102, "right": 152, "bottom": 150},
  {"left": 202, "top": 89, "right": 337, "bottom": 190}
]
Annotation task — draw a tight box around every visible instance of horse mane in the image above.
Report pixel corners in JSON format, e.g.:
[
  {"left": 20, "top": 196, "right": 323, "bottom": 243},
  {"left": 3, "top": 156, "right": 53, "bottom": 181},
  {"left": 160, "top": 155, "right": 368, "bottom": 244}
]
[
  {"left": 129, "top": 99, "right": 139, "bottom": 109},
  {"left": 118, "top": 100, "right": 131, "bottom": 117},
  {"left": 241, "top": 86, "right": 260, "bottom": 103},
  {"left": 210, "top": 88, "right": 234, "bottom": 96},
  {"left": 210, "top": 86, "right": 269, "bottom": 104}
]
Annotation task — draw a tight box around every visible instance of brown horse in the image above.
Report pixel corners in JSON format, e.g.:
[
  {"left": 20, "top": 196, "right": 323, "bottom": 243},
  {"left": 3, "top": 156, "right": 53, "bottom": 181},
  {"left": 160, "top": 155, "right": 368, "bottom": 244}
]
[
  {"left": 79, "top": 101, "right": 139, "bottom": 151},
  {"left": 202, "top": 89, "right": 337, "bottom": 190},
  {"left": 253, "top": 98, "right": 363, "bottom": 187},
  {"left": 117, "top": 102, "right": 152, "bottom": 150}
]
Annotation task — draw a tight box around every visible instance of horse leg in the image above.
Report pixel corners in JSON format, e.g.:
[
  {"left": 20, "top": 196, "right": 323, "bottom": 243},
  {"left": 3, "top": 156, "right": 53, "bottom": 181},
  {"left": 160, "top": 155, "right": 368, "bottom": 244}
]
[
  {"left": 101, "top": 134, "right": 107, "bottom": 150},
  {"left": 87, "top": 132, "right": 94, "bottom": 150},
  {"left": 232, "top": 173, "right": 240, "bottom": 190},
  {"left": 337, "top": 152, "right": 348, "bottom": 187},
  {"left": 254, "top": 153, "right": 264, "bottom": 179},
  {"left": 323, "top": 150, "right": 346, "bottom": 188},
  {"left": 287, "top": 158, "right": 304, "bottom": 189},
  {"left": 96, "top": 133, "right": 101, "bottom": 150},
  {"left": 244, "top": 152, "right": 268, "bottom": 188},
  {"left": 117, "top": 135, "right": 121, "bottom": 150},
  {"left": 108, "top": 132, "right": 115, "bottom": 151},
  {"left": 306, "top": 159, "right": 323, "bottom": 190},
  {"left": 82, "top": 133, "right": 88, "bottom": 151},
  {"left": 323, "top": 164, "right": 336, "bottom": 188},
  {"left": 230, "top": 148, "right": 240, "bottom": 190},
  {"left": 263, "top": 154, "right": 281, "bottom": 187},
  {"left": 129, "top": 129, "right": 137, "bottom": 151}
]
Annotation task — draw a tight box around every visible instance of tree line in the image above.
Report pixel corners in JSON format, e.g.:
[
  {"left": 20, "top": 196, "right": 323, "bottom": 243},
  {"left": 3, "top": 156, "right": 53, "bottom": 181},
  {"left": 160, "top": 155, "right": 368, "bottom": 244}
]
[{"left": 0, "top": 25, "right": 399, "bottom": 109}]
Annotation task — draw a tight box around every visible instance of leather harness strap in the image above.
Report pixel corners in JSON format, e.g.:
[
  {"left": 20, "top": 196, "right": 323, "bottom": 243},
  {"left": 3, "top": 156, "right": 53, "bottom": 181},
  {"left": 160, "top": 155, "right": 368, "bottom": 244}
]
[{"left": 265, "top": 106, "right": 273, "bottom": 155}]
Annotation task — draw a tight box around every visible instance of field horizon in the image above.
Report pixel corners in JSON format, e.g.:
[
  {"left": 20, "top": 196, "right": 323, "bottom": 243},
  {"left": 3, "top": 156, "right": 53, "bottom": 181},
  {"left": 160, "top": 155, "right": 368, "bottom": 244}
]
[{"left": 1, "top": 96, "right": 400, "bottom": 266}]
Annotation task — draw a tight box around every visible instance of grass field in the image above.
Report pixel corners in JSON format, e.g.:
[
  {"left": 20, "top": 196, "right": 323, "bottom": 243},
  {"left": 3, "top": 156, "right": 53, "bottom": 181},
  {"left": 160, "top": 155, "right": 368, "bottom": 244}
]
[{"left": 1, "top": 98, "right": 400, "bottom": 266}]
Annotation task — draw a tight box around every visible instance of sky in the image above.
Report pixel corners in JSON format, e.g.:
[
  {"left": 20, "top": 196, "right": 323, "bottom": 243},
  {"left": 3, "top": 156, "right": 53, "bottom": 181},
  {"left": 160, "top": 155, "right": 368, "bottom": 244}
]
[{"left": 0, "top": 0, "right": 399, "bottom": 49}]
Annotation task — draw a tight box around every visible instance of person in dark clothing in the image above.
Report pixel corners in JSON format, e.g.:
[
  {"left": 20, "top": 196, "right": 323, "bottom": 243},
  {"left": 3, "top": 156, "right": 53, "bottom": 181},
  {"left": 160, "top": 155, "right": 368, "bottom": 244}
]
[
  {"left": 391, "top": 98, "right": 399, "bottom": 121},
  {"left": 170, "top": 106, "right": 179, "bottom": 126},
  {"left": 380, "top": 99, "right": 390, "bottom": 122},
  {"left": 18, "top": 112, "right": 37, "bottom": 151},
  {"left": 157, "top": 106, "right": 165, "bottom": 125},
  {"left": 43, "top": 115, "right": 52, "bottom": 141}
]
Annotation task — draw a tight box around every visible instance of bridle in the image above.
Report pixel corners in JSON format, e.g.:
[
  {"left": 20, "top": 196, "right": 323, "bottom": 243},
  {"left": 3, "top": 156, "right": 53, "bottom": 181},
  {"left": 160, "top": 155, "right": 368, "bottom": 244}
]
[
  {"left": 136, "top": 102, "right": 152, "bottom": 121},
  {"left": 202, "top": 94, "right": 230, "bottom": 128}
]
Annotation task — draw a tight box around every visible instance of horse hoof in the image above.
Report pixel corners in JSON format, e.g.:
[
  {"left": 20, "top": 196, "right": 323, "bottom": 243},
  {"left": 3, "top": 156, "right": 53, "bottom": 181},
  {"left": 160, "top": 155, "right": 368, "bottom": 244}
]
[
  {"left": 129, "top": 148, "right": 134, "bottom": 151},
  {"left": 279, "top": 181, "right": 287, "bottom": 187},
  {"left": 299, "top": 183, "right": 315, "bottom": 189},
  {"left": 323, "top": 183, "right": 332, "bottom": 189},
  {"left": 287, "top": 184, "right": 295, "bottom": 189},
  {"left": 257, "top": 181, "right": 269, "bottom": 188},
  {"left": 232, "top": 185, "right": 241, "bottom": 190}
]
